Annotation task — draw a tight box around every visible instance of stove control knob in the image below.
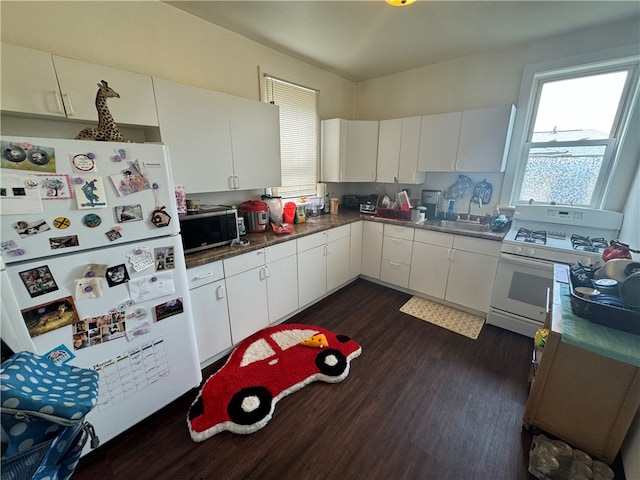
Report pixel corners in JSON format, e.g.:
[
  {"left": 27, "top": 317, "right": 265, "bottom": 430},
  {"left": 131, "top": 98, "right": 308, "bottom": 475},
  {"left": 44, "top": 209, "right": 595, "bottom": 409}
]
[
  {"left": 526, "top": 248, "right": 536, "bottom": 256},
  {"left": 513, "top": 246, "right": 522, "bottom": 254}
]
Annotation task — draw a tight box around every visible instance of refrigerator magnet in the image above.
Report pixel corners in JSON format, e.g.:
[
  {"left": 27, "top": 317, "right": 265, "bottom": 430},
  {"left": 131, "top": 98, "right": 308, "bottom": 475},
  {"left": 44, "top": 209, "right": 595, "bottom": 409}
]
[
  {"left": 110, "top": 161, "right": 151, "bottom": 197},
  {"left": 83, "top": 263, "right": 108, "bottom": 279},
  {"left": 20, "top": 296, "right": 79, "bottom": 338},
  {"left": 126, "top": 247, "right": 154, "bottom": 272},
  {"left": 70, "top": 152, "right": 97, "bottom": 172},
  {"left": 13, "top": 219, "right": 50, "bottom": 237},
  {"left": 52, "top": 217, "right": 71, "bottom": 229},
  {"left": 37, "top": 174, "right": 73, "bottom": 200},
  {"left": 82, "top": 213, "right": 102, "bottom": 228},
  {"left": 154, "top": 247, "right": 175, "bottom": 271},
  {"left": 115, "top": 204, "right": 143, "bottom": 223},
  {"left": 106, "top": 264, "right": 129, "bottom": 287},
  {"left": 150, "top": 207, "right": 171, "bottom": 228},
  {"left": 154, "top": 297, "right": 184, "bottom": 322},
  {"left": 1, "top": 141, "right": 55, "bottom": 173},
  {"left": 75, "top": 277, "right": 103, "bottom": 300},
  {"left": 49, "top": 235, "right": 79, "bottom": 250},
  {"left": 19, "top": 265, "right": 59, "bottom": 298},
  {"left": 43, "top": 344, "right": 76, "bottom": 366},
  {"left": 74, "top": 177, "right": 107, "bottom": 209},
  {"left": 106, "top": 228, "right": 122, "bottom": 242}
]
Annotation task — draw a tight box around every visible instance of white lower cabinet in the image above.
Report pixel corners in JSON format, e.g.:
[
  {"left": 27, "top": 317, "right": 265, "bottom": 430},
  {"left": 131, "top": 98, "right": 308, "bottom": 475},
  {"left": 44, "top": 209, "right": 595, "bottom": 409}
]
[
  {"left": 409, "top": 229, "right": 500, "bottom": 313},
  {"left": 187, "top": 262, "right": 232, "bottom": 365},
  {"left": 409, "top": 230, "right": 453, "bottom": 299},
  {"left": 327, "top": 225, "right": 351, "bottom": 291},
  {"left": 297, "top": 225, "right": 351, "bottom": 307},
  {"left": 380, "top": 224, "right": 414, "bottom": 288},
  {"left": 224, "top": 242, "right": 297, "bottom": 344},
  {"left": 349, "top": 221, "right": 363, "bottom": 279},
  {"left": 361, "top": 221, "right": 383, "bottom": 279},
  {"left": 264, "top": 243, "right": 299, "bottom": 324},
  {"left": 444, "top": 236, "right": 500, "bottom": 312}
]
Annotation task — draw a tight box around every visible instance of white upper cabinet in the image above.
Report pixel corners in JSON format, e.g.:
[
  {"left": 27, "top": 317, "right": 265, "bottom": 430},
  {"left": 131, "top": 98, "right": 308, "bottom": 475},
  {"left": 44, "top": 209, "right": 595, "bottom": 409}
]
[
  {"left": 153, "top": 77, "right": 234, "bottom": 193},
  {"left": 228, "top": 95, "right": 281, "bottom": 191},
  {"left": 1, "top": 43, "right": 158, "bottom": 126},
  {"left": 153, "top": 77, "right": 281, "bottom": 194},
  {"left": 377, "top": 118, "right": 402, "bottom": 183},
  {"left": 321, "top": 118, "right": 378, "bottom": 182},
  {"left": 456, "top": 104, "right": 516, "bottom": 172},
  {"left": 377, "top": 116, "right": 426, "bottom": 184},
  {"left": 52, "top": 56, "right": 159, "bottom": 126},
  {"left": 418, "top": 111, "right": 463, "bottom": 171},
  {"left": 397, "top": 116, "right": 426, "bottom": 184},
  {"left": 1, "top": 43, "right": 65, "bottom": 117},
  {"left": 418, "top": 105, "right": 515, "bottom": 172}
]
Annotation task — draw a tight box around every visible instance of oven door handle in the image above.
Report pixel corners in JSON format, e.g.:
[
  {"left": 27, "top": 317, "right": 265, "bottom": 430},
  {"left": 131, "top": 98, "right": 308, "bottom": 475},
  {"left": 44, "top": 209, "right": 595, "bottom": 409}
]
[{"left": 498, "top": 253, "right": 554, "bottom": 270}]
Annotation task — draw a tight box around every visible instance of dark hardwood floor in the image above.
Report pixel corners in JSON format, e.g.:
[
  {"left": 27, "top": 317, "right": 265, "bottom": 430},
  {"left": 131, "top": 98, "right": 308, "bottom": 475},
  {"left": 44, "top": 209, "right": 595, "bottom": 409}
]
[{"left": 72, "top": 279, "right": 542, "bottom": 479}]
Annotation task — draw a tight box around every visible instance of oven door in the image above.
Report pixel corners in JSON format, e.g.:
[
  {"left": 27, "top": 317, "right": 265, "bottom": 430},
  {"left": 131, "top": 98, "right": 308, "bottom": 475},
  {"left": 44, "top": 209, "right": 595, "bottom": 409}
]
[{"left": 490, "top": 253, "right": 554, "bottom": 324}]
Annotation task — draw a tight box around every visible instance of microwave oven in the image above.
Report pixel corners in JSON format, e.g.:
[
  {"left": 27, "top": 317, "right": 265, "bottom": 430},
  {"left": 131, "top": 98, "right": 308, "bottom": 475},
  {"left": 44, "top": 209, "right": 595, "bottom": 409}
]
[{"left": 179, "top": 206, "right": 238, "bottom": 253}]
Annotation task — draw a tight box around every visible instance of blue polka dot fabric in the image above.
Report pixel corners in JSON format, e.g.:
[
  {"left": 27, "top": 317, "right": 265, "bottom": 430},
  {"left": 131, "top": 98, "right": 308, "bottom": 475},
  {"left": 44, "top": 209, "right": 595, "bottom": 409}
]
[{"left": 1, "top": 351, "right": 99, "bottom": 479}]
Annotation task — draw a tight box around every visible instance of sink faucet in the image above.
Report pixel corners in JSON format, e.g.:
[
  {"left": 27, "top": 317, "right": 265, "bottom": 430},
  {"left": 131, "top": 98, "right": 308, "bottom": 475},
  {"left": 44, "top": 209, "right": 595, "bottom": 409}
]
[{"left": 467, "top": 196, "right": 482, "bottom": 221}]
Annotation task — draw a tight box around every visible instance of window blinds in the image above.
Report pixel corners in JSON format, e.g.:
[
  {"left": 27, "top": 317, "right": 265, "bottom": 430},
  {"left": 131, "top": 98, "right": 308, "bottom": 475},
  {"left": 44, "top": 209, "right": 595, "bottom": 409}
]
[{"left": 264, "top": 75, "right": 319, "bottom": 198}]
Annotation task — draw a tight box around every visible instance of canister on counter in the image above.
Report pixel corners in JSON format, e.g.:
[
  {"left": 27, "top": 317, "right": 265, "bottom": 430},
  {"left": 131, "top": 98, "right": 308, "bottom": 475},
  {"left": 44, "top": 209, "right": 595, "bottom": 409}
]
[
  {"left": 330, "top": 197, "right": 339, "bottom": 214},
  {"left": 295, "top": 204, "right": 306, "bottom": 223}
]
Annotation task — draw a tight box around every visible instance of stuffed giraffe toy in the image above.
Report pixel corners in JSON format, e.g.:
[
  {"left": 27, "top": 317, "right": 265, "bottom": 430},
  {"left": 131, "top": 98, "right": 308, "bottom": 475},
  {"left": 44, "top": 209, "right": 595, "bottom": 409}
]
[{"left": 76, "top": 80, "right": 131, "bottom": 142}]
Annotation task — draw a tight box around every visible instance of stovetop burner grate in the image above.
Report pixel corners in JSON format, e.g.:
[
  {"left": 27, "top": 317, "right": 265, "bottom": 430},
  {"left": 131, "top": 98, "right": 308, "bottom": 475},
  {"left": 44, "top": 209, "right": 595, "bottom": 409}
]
[
  {"left": 515, "top": 228, "right": 547, "bottom": 245},
  {"left": 571, "top": 235, "right": 609, "bottom": 253}
]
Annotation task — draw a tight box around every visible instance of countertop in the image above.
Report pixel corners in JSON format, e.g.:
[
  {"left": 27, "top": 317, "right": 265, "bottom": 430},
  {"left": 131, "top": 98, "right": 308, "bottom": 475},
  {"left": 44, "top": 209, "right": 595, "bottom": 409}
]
[
  {"left": 552, "top": 264, "right": 640, "bottom": 367},
  {"left": 185, "top": 211, "right": 507, "bottom": 269}
]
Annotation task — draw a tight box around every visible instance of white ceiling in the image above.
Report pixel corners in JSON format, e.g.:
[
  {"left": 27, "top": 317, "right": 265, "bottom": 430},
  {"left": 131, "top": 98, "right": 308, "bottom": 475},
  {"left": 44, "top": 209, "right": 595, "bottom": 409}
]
[{"left": 166, "top": 1, "right": 640, "bottom": 82}]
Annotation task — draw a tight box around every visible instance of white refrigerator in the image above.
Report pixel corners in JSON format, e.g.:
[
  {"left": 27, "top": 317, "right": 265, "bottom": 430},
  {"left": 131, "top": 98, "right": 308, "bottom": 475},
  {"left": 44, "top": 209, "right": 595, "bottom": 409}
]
[{"left": 0, "top": 136, "right": 201, "bottom": 452}]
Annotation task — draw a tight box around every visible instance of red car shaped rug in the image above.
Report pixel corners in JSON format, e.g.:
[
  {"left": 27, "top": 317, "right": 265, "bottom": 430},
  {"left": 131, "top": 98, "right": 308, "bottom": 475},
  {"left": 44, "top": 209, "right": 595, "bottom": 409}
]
[{"left": 187, "top": 324, "right": 362, "bottom": 441}]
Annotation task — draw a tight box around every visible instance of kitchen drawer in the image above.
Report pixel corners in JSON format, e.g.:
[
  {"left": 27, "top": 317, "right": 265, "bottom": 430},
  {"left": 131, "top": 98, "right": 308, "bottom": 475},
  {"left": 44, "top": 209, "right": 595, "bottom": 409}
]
[
  {"left": 414, "top": 229, "right": 453, "bottom": 248},
  {"left": 327, "top": 224, "right": 350, "bottom": 243},
  {"left": 383, "top": 224, "right": 414, "bottom": 241},
  {"left": 382, "top": 236, "right": 413, "bottom": 265},
  {"left": 453, "top": 235, "right": 501, "bottom": 256},
  {"left": 380, "top": 259, "right": 411, "bottom": 288},
  {"left": 223, "top": 249, "right": 267, "bottom": 277},
  {"left": 297, "top": 231, "right": 327, "bottom": 253},
  {"left": 187, "top": 261, "right": 224, "bottom": 289},
  {"left": 265, "top": 240, "right": 297, "bottom": 263}
]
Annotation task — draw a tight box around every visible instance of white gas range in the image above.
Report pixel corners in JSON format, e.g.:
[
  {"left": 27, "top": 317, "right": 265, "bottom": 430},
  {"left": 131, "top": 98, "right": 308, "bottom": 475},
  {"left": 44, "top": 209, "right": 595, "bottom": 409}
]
[{"left": 488, "top": 205, "right": 624, "bottom": 337}]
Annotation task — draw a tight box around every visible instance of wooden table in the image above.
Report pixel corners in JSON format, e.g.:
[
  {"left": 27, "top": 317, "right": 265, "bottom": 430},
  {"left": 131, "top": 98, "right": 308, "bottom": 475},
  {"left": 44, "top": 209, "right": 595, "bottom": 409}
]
[{"left": 523, "top": 269, "right": 640, "bottom": 464}]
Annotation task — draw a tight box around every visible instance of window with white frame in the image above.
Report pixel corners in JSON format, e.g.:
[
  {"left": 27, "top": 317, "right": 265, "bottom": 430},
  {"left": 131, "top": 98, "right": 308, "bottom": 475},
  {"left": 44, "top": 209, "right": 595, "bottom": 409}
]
[
  {"left": 264, "top": 74, "right": 319, "bottom": 198},
  {"left": 511, "top": 57, "right": 639, "bottom": 208}
]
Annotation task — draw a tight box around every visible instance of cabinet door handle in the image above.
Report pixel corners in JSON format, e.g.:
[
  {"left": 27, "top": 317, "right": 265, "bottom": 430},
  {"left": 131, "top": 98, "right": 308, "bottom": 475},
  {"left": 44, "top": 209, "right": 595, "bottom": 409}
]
[
  {"left": 392, "top": 238, "right": 402, "bottom": 245},
  {"left": 390, "top": 261, "right": 401, "bottom": 267},
  {"left": 50, "top": 91, "right": 64, "bottom": 114},
  {"left": 215, "top": 284, "right": 225, "bottom": 300},
  {"left": 265, "top": 265, "right": 271, "bottom": 278},
  {"left": 259, "top": 266, "right": 267, "bottom": 280},
  {"left": 194, "top": 272, "right": 213, "bottom": 280},
  {"left": 233, "top": 176, "right": 240, "bottom": 189},
  {"left": 545, "top": 287, "right": 551, "bottom": 314},
  {"left": 228, "top": 176, "right": 234, "bottom": 189},
  {"left": 62, "top": 93, "right": 74, "bottom": 116}
]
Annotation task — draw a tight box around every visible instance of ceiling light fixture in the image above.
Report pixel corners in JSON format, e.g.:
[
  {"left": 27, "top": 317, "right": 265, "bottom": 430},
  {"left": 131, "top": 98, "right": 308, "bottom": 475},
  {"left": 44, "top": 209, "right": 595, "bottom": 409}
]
[{"left": 385, "top": 0, "right": 416, "bottom": 6}]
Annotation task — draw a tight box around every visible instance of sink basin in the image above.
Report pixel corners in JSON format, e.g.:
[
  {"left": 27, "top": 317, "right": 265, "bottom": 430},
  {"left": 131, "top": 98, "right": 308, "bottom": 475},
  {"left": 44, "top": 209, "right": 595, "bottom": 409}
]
[{"left": 439, "top": 220, "right": 491, "bottom": 232}]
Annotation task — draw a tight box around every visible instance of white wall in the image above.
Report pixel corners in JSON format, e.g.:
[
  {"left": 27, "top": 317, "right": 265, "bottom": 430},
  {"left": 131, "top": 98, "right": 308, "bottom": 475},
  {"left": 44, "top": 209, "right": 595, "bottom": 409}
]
[
  {"left": 353, "top": 17, "right": 640, "bottom": 212},
  {"left": 0, "top": 1, "right": 356, "bottom": 120},
  {"left": 355, "top": 17, "right": 640, "bottom": 119}
]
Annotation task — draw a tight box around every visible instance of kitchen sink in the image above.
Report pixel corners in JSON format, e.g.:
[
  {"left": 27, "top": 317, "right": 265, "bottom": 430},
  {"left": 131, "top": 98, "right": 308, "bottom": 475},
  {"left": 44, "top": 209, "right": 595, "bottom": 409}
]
[{"left": 439, "top": 220, "right": 491, "bottom": 232}]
